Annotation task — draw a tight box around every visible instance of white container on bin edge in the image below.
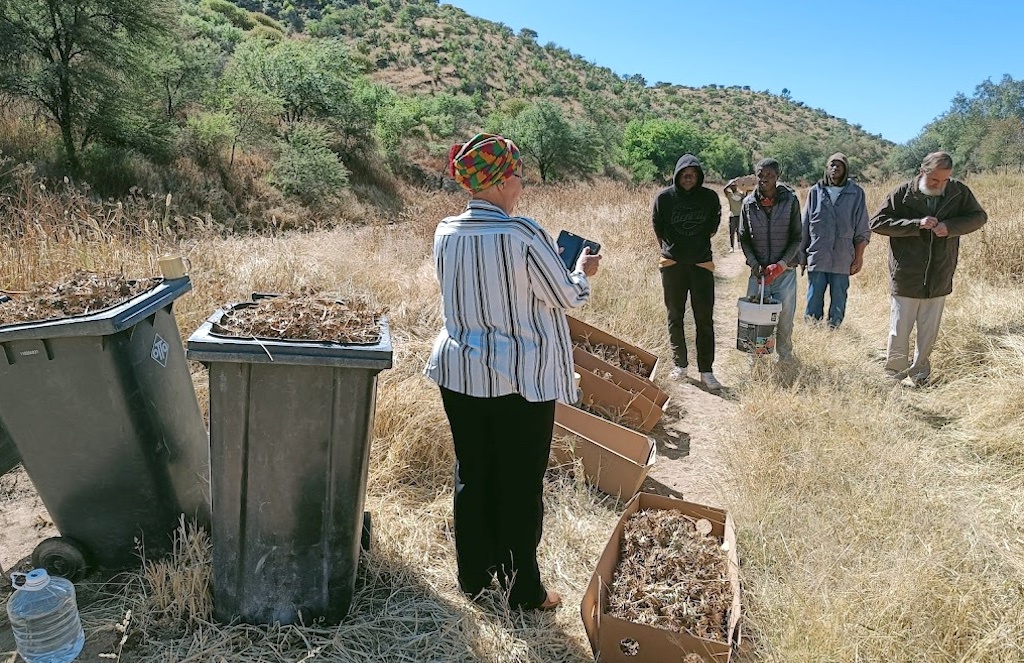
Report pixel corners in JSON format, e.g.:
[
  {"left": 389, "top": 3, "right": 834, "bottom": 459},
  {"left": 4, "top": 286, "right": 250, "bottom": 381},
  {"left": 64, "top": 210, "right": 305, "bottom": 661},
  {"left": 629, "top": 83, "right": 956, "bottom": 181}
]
[{"left": 7, "top": 568, "right": 85, "bottom": 663}]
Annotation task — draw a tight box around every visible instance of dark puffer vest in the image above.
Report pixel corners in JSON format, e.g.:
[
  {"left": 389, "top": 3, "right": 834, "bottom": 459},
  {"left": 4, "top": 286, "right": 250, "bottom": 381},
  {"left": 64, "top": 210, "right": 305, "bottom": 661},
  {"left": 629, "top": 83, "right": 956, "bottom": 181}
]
[{"left": 739, "top": 186, "right": 802, "bottom": 269}]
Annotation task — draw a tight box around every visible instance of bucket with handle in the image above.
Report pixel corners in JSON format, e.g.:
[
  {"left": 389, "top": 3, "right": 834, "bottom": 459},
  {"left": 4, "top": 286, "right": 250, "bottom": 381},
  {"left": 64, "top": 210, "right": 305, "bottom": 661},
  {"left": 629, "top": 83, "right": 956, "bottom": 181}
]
[{"left": 736, "top": 278, "right": 783, "bottom": 354}]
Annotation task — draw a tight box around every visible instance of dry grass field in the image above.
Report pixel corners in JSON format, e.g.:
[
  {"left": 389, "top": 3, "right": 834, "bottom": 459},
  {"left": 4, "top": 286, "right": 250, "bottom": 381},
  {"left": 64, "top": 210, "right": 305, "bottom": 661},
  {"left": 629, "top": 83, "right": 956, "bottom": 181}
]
[{"left": 2, "top": 168, "right": 1023, "bottom": 662}]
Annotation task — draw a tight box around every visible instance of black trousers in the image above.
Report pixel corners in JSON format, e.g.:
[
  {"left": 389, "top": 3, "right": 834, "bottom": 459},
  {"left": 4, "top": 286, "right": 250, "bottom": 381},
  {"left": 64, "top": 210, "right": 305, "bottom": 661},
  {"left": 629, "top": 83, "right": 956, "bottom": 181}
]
[
  {"left": 439, "top": 387, "right": 554, "bottom": 608},
  {"left": 661, "top": 262, "right": 716, "bottom": 372},
  {"left": 728, "top": 215, "right": 740, "bottom": 248}
]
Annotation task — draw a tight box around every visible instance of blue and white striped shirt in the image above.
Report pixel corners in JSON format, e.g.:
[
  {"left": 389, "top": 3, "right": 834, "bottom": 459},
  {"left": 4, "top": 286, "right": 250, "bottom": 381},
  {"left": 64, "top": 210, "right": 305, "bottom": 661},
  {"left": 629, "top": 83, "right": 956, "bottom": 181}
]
[{"left": 424, "top": 200, "right": 591, "bottom": 403}]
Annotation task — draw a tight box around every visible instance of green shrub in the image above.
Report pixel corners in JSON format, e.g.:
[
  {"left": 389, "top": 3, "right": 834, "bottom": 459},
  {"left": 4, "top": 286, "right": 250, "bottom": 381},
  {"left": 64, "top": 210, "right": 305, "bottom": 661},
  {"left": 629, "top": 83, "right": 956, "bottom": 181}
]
[
  {"left": 78, "top": 145, "right": 163, "bottom": 198},
  {"left": 268, "top": 123, "right": 349, "bottom": 207},
  {"left": 251, "top": 24, "right": 285, "bottom": 40},
  {"left": 205, "top": 0, "right": 255, "bottom": 30},
  {"left": 180, "top": 112, "right": 233, "bottom": 167},
  {"left": 250, "top": 12, "right": 283, "bottom": 31}
]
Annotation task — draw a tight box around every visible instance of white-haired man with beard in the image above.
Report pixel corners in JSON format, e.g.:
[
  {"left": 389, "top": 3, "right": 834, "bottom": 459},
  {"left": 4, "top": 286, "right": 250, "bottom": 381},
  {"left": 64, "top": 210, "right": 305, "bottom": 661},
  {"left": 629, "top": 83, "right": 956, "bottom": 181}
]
[{"left": 870, "top": 151, "right": 987, "bottom": 386}]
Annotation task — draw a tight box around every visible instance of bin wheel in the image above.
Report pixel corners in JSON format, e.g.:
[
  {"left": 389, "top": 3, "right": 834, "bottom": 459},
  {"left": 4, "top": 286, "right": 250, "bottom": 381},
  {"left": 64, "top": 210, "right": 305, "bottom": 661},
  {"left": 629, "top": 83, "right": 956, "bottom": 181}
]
[
  {"left": 361, "top": 512, "right": 372, "bottom": 552},
  {"left": 32, "top": 537, "right": 87, "bottom": 580}
]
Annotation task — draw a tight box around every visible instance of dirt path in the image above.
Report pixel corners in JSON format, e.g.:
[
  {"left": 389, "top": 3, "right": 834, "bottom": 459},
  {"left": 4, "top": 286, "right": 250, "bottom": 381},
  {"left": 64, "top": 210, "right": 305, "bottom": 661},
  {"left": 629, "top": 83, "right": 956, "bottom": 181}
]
[{"left": 640, "top": 247, "right": 747, "bottom": 508}]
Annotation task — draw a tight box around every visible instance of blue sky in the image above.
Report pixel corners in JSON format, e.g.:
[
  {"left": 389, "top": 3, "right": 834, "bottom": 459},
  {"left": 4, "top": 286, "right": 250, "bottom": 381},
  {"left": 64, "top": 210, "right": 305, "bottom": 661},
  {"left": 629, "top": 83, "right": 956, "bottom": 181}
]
[{"left": 442, "top": 0, "right": 1024, "bottom": 144}]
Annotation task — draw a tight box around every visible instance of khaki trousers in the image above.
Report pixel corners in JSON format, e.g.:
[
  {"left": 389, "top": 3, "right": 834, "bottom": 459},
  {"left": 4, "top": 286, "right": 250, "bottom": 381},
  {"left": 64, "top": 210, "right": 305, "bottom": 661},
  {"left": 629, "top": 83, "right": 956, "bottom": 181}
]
[{"left": 885, "top": 295, "right": 946, "bottom": 380}]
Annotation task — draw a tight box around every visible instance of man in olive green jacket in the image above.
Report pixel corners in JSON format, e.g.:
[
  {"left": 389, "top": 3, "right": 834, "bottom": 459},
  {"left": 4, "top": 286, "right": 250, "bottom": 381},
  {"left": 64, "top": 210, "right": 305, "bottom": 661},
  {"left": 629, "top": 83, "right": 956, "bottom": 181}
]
[{"left": 870, "top": 151, "right": 987, "bottom": 386}]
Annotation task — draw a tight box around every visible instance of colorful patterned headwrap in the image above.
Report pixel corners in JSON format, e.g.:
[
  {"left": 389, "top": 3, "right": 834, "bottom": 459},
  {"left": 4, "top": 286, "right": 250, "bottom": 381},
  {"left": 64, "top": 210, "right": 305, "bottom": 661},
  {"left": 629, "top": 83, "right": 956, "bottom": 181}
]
[{"left": 448, "top": 133, "right": 521, "bottom": 193}]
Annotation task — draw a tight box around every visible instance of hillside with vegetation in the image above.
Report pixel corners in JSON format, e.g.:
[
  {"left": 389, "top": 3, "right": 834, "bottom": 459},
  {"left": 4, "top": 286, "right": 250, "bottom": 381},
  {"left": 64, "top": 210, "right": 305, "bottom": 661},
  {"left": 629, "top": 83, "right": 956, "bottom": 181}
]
[
  {"left": 306, "top": 0, "right": 894, "bottom": 181},
  {"left": 0, "top": 0, "right": 952, "bottom": 230}
]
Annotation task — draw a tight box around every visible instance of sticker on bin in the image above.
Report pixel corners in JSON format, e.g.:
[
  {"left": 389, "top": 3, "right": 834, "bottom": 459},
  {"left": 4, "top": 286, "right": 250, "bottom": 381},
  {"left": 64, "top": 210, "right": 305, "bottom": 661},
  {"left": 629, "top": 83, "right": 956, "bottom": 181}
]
[{"left": 151, "top": 334, "right": 169, "bottom": 367}]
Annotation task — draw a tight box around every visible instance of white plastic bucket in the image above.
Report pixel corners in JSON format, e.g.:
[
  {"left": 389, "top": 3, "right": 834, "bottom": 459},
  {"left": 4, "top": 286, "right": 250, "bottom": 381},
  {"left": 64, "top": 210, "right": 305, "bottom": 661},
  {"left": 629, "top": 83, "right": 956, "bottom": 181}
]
[{"left": 736, "top": 280, "right": 782, "bottom": 355}]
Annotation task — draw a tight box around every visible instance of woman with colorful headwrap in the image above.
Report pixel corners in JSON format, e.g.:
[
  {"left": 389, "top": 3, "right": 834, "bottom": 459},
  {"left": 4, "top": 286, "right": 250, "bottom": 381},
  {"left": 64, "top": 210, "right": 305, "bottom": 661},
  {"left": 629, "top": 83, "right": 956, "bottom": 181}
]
[{"left": 424, "top": 133, "right": 601, "bottom": 611}]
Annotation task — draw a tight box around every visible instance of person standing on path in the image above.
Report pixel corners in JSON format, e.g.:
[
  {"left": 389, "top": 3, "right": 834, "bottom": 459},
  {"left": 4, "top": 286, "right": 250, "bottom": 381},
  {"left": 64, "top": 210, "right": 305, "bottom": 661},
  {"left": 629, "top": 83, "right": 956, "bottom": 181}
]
[
  {"left": 738, "top": 158, "right": 802, "bottom": 360},
  {"left": 870, "top": 151, "right": 987, "bottom": 386},
  {"left": 425, "top": 133, "right": 601, "bottom": 611},
  {"left": 723, "top": 178, "right": 750, "bottom": 252},
  {"left": 652, "top": 154, "right": 723, "bottom": 391},
  {"left": 799, "top": 153, "right": 871, "bottom": 328}
]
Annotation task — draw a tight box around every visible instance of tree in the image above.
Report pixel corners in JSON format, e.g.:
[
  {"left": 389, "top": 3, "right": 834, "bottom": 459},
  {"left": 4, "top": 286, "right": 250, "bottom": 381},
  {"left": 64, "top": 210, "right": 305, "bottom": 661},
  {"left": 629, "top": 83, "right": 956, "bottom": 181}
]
[
  {"left": 0, "top": 0, "right": 175, "bottom": 174},
  {"left": 701, "top": 134, "right": 750, "bottom": 179},
  {"left": 233, "top": 38, "right": 351, "bottom": 122},
  {"left": 152, "top": 30, "right": 220, "bottom": 120},
  {"left": 884, "top": 134, "right": 942, "bottom": 177},
  {"left": 419, "top": 93, "right": 479, "bottom": 144},
  {"left": 269, "top": 122, "right": 349, "bottom": 207},
  {"left": 226, "top": 86, "right": 282, "bottom": 167},
  {"left": 763, "top": 133, "right": 824, "bottom": 183},
  {"left": 496, "top": 101, "right": 598, "bottom": 182},
  {"left": 900, "top": 75, "right": 1024, "bottom": 174},
  {"left": 979, "top": 116, "right": 1024, "bottom": 172},
  {"left": 620, "top": 119, "right": 708, "bottom": 182}
]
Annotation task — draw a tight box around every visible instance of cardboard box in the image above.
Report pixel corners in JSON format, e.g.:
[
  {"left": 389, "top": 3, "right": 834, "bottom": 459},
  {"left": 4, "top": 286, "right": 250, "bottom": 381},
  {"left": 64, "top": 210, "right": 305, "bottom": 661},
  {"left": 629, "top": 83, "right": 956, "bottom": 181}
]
[
  {"left": 573, "top": 348, "right": 669, "bottom": 408},
  {"left": 728, "top": 174, "right": 757, "bottom": 192},
  {"left": 568, "top": 316, "right": 660, "bottom": 381},
  {"left": 552, "top": 403, "right": 656, "bottom": 500},
  {"left": 581, "top": 493, "right": 742, "bottom": 663},
  {"left": 576, "top": 365, "right": 665, "bottom": 433}
]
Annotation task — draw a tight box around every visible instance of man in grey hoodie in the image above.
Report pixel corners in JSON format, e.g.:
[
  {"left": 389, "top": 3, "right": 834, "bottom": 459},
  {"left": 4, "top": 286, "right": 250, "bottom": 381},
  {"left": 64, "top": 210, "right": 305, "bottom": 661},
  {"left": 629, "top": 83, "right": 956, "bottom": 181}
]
[
  {"left": 652, "top": 154, "right": 723, "bottom": 391},
  {"left": 799, "top": 153, "right": 871, "bottom": 327}
]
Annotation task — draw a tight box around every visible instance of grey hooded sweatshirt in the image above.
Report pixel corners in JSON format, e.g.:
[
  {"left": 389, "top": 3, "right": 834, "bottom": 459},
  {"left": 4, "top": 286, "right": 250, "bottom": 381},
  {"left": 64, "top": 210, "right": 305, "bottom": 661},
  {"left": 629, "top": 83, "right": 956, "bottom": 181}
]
[{"left": 652, "top": 155, "right": 722, "bottom": 264}]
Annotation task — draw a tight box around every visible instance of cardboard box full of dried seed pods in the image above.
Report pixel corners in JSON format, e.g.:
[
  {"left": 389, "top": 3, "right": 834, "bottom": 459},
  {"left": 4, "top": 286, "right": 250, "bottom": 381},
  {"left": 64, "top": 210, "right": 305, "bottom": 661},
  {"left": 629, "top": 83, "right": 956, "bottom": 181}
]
[
  {"left": 567, "top": 316, "right": 660, "bottom": 381},
  {"left": 581, "top": 493, "right": 742, "bottom": 663}
]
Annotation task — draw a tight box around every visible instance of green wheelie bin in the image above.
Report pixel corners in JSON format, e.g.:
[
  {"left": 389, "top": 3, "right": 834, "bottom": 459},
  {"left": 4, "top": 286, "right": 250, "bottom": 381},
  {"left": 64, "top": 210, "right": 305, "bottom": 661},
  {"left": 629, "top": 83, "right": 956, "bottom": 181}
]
[
  {"left": 187, "top": 295, "right": 392, "bottom": 625},
  {"left": 0, "top": 277, "right": 211, "bottom": 577}
]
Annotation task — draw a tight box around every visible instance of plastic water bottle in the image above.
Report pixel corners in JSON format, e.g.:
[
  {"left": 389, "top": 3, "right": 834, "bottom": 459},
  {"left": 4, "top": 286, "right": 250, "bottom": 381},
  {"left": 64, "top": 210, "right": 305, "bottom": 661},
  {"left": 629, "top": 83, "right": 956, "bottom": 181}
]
[{"left": 6, "top": 569, "right": 85, "bottom": 663}]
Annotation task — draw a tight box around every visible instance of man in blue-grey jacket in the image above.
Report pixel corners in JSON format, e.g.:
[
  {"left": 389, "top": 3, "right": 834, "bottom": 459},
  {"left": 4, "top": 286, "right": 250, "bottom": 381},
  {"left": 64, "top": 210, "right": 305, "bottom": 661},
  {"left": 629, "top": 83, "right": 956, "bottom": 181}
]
[{"left": 799, "top": 153, "right": 870, "bottom": 328}]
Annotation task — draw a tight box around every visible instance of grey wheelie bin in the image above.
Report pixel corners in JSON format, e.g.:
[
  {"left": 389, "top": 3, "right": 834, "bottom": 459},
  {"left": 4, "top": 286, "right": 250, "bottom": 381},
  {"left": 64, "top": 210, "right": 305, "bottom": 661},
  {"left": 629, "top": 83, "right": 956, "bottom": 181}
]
[
  {"left": 0, "top": 420, "right": 17, "bottom": 476},
  {"left": 186, "top": 297, "right": 393, "bottom": 625},
  {"left": 0, "top": 277, "right": 211, "bottom": 577},
  {"left": 0, "top": 295, "right": 18, "bottom": 476}
]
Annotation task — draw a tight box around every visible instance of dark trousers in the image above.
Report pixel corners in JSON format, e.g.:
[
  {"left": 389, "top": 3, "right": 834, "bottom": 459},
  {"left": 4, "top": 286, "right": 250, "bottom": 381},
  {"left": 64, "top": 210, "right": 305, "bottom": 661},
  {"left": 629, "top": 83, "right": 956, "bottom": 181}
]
[
  {"left": 728, "top": 215, "right": 740, "bottom": 249},
  {"left": 661, "top": 263, "right": 715, "bottom": 372},
  {"left": 438, "top": 387, "right": 554, "bottom": 608}
]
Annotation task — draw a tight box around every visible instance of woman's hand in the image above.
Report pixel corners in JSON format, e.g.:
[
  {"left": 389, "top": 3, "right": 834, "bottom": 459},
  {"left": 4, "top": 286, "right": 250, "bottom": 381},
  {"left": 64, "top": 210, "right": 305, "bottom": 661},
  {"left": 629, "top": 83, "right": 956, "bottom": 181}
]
[{"left": 576, "top": 246, "right": 601, "bottom": 276}]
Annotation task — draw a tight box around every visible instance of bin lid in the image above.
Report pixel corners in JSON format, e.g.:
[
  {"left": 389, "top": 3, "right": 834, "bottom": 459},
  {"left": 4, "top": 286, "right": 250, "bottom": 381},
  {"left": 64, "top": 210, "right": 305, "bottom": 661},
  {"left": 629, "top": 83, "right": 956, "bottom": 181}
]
[
  {"left": 186, "top": 302, "right": 393, "bottom": 370},
  {"left": 0, "top": 278, "right": 192, "bottom": 342}
]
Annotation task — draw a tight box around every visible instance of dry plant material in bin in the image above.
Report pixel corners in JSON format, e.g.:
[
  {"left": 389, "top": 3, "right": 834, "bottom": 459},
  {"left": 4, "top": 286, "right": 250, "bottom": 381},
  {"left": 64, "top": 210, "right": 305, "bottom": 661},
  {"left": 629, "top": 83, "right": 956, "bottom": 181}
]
[
  {"left": 587, "top": 366, "right": 645, "bottom": 396},
  {"left": 579, "top": 400, "right": 632, "bottom": 428},
  {"left": 606, "top": 509, "right": 732, "bottom": 643},
  {"left": 574, "top": 334, "right": 647, "bottom": 377},
  {"left": 216, "top": 294, "right": 386, "bottom": 344},
  {"left": 0, "top": 271, "right": 160, "bottom": 326}
]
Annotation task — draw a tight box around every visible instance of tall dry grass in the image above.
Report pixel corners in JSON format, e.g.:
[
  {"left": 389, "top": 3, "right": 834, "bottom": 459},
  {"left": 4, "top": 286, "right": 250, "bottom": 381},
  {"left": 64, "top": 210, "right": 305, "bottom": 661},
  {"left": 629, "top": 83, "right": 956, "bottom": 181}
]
[
  {"left": 725, "top": 175, "right": 1024, "bottom": 662},
  {"left": 2, "top": 170, "right": 1023, "bottom": 662}
]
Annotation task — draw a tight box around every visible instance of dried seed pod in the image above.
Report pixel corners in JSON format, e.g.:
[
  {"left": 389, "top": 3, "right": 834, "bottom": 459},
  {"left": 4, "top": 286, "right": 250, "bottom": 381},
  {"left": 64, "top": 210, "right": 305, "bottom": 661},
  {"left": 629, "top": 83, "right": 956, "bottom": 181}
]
[{"left": 695, "top": 519, "right": 713, "bottom": 537}]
